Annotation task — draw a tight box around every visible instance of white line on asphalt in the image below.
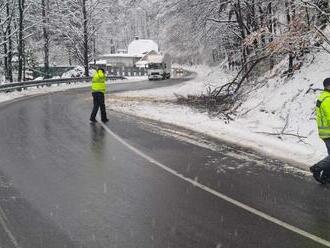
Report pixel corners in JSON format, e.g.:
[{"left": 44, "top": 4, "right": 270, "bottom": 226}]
[
  {"left": 99, "top": 121, "right": 330, "bottom": 247},
  {"left": 0, "top": 206, "right": 20, "bottom": 248}
]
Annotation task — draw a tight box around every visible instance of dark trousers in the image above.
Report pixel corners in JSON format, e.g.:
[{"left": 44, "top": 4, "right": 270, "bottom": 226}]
[
  {"left": 312, "top": 139, "right": 330, "bottom": 176},
  {"left": 90, "top": 92, "right": 107, "bottom": 121}
]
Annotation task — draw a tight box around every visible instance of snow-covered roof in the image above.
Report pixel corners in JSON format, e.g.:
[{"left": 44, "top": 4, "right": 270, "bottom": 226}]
[
  {"left": 128, "top": 39, "right": 159, "bottom": 56},
  {"left": 148, "top": 54, "right": 164, "bottom": 63}
]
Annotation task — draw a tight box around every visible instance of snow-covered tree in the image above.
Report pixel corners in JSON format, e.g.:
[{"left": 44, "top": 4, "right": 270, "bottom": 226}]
[
  {"left": 51, "top": 0, "right": 105, "bottom": 76},
  {"left": 2, "top": 0, "right": 330, "bottom": 82}
]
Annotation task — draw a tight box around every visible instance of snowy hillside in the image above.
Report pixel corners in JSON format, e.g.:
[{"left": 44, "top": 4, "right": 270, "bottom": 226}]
[
  {"left": 107, "top": 52, "right": 330, "bottom": 169},
  {"left": 236, "top": 53, "right": 329, "bottom": 160}
]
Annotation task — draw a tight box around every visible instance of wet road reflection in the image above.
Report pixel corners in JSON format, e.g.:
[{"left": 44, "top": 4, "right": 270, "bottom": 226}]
[{"left": 0, "top": 81, "right": 329, "bottom": 247}]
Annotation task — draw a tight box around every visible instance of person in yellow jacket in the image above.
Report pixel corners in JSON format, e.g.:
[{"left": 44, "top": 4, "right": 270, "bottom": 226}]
[
  {"left": 90, "top": 68, "right": 109, "bottom": 123},
  {"left": 310, "top": 78, "right": 330, "bottom": 184}
]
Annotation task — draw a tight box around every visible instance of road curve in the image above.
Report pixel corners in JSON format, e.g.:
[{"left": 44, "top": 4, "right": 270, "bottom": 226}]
[{"left": 0, "top": 77, "right": 329, "bottom": 248}]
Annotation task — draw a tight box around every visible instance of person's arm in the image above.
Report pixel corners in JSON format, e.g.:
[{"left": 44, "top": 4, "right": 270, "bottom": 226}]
[
  {"left": 101, "top": 72, "right": 107, "bottom": 94},
  {"left": 321, "top": 97, "right": 330, "bottom": 125},
  {"left": 101, "top": 71, "right": 107, "bottom": 82},
  {"left": 91, "top": 73, "right": 97, "bottom": 84}
]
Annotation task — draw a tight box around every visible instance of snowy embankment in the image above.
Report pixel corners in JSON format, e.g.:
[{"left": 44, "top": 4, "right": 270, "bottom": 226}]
[
  {"left": 107, "top": 54, "right": 330, "bottom": 170},
  {"left": 0, "top": 76, "right": 146, "bottom": 104}
]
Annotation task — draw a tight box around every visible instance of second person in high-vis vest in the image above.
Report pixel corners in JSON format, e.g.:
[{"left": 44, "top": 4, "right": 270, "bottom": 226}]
[
  {"left": 310, "top": 78, "right": 330, "bottom": 184},
  {"left": 90, "top": 68, "right": 109, "bottom": 123}
]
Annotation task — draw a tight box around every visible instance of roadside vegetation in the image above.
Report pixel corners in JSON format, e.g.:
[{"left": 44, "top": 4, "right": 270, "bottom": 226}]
[{"left": 2, "top": 0, "right": 330, "bottom": 119}]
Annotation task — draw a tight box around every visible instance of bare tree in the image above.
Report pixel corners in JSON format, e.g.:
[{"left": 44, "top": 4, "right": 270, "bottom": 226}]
[
  {"left": 17, "top": 0, "right": 25, "bottom": 82},
  {"left": 41, "top": 0, "right": 50, "bottom": 78}
]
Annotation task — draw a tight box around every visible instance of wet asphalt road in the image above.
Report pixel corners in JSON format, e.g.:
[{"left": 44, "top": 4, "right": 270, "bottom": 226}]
[{"left": 0, "top": 77, "right": 329, "bottom": 248}]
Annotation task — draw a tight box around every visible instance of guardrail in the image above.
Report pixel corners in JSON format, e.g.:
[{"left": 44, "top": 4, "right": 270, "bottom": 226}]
[{"left": 0, "top": 75, "right": 126, "bottom": 93}]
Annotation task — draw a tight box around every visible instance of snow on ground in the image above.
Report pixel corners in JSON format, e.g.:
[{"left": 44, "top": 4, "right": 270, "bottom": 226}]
[
  {"left": 61, "top": 66, "right": 95, "bottom": 78},
  {"left": 0, "top": 76, "right": 146, "bottom": 104},
  {"left": 0, "top": 74, "right": 5, "bottom": 84},
  {"left": 117, "top": 65, "right": 234, "bottom": 100},
  {"left": 107, "top": 53, "right": 330, "bottom": 170}
]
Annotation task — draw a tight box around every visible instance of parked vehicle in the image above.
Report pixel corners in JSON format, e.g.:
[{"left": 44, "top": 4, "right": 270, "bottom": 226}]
[
  {"left": 147, "top": 54, "right": 171, "bottom": 80},
  {"left": 175, "top": 68, "right": 184, "bottom": 74}
]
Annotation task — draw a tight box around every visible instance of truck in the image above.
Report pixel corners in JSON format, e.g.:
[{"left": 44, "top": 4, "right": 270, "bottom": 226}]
[{"left": 147, "top": 54, "right": 171, "bottom": 80}]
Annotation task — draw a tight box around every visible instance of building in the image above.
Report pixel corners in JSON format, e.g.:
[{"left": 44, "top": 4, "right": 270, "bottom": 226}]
[
  {"left": 96, "top": 54, "right": 141, "bottom": 67},
  {"left": 96, "top": 37, "right": 159, "bottom": 67},
  {"left": 117, "top": 49, "right": 128, "bottom": 54},
  {"left": 135, "top": 50, "right": 159, "bottom": 68}
]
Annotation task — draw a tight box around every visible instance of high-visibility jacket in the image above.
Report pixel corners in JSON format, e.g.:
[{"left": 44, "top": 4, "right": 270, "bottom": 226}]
[
  {"left": 316, "top": 90, "right": 330, "bottom": 139},
  {"left": 91, "top": 70, "right": 106, "bottom": 94}
]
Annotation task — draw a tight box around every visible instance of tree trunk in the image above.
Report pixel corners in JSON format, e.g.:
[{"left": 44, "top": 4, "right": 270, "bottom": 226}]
[
  {"left": 82, "top": 0, "right": 89, "bottom": 77},
  {"left": 285, "top": 0, "right": 291, "bottom": 24},
  {"left": 93, "top": 25, "right": 96, "bottom": 65},
  {"left": 42, "top": 0, "right": 50, "bottom": 78},
  {"left": 18, "top": 0, "right": 25, "bottom": 82},
  {"left": 23, "top": 42, "right": 26, "bottom": 81},
  {"left": 3, "top": 0, "right": 13, "bottom": 82},
  {"left": 235, "top": 0, "right": 246, "bottom": 40},
  {"left": 268, "top": 2, "right": 275, "bottom": 70},
  {"left": 3, "top": 23, "right": 8, "bottom": 81},
  {"left": 68, "top": 49, "right": 72, "bottom": 66},
  {"left": 288, "top": 53, "right": 294, "bottom": 77},
  {"left": 235, "top": 0, "right": 248, "bottom": 72},
  {"left": 267, "top": 3, "right": 274, "bottom": 42},
  {"left": 285, "top": 0, "right": 294, "bottom": 77},
  {"left": 290, "top": 0, "right": 296, "bottom": 18},
  {"left": 305, "top": 6, "right": 311, "bottom": 30},
  {"left": 6, "top": 0, "right": 13, "bottom": 82}
]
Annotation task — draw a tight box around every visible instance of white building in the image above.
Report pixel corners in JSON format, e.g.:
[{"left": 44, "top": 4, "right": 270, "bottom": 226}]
[
  {"left": 135, "top": 50, "right": 159, "bottom": 68},
  {"left": 95, "top": 54, "right": 141, "bottom": 67},
  {"left": 96, "top": 38, "right": 159, "bottom": 67}
]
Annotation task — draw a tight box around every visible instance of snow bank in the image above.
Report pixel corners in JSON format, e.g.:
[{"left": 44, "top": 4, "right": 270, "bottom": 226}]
[
  {"left": 0, "top": 74, "right": 5, "bottom": 84},
  {"left": 0, "top": 82, "right": 90, "bottom": 104},
  {"left": 117, "top": 65, "right": 235, "bottom": 100},
  {"left": 61, "top": 66, "right": 96, "bottom": 78},
  {"left": 107, "top": 54, "right": 330, "bottom": 170},
  {"left": 233, "top": 57, "right": 327, "bottom": 165},
  {"left": 0, "top": 77, "right": 145, "bottom": 105}
]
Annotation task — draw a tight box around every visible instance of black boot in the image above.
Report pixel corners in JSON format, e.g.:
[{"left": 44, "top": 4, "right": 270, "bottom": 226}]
[{"left": 310, "top": 166, "right": 326, "bottom": 184}]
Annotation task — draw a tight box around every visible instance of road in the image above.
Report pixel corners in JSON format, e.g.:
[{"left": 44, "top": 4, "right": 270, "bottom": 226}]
[{"left": 0, "top": 77, "right": 329, "bottom": 248}]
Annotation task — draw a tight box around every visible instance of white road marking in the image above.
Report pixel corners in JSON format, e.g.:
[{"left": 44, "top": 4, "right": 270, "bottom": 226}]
[
  {"left": 99, "top": 121, "right": 330, "bottom": 247},
  {"left": 0, "top": 206, "right": 20, "bottom": 248}
]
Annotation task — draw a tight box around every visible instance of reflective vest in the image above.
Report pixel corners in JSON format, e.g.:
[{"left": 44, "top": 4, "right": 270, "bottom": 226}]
[
  {"left": 316, "top": 90, "right": 330, "bottom": 139},
  {"left": 91, "top": 70, "right": 106, "bottom": 94}
]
